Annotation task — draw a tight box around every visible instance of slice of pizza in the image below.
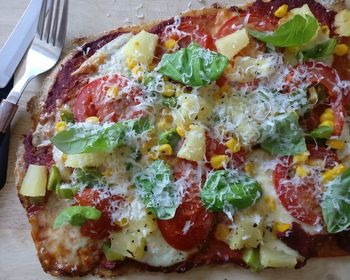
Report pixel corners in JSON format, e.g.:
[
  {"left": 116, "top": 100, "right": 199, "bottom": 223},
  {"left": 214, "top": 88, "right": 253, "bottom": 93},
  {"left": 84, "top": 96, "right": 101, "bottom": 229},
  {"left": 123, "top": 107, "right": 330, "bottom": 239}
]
[{"left": 16, "top": 0, "right": 350, "bottom": 277}]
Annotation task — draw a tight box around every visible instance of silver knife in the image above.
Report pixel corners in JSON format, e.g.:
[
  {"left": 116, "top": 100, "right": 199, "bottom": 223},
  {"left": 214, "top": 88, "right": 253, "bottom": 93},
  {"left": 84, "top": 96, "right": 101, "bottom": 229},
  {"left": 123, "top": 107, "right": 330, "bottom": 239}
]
[{"left": 0, "top": 0, "right": 42, "bottom": 88}]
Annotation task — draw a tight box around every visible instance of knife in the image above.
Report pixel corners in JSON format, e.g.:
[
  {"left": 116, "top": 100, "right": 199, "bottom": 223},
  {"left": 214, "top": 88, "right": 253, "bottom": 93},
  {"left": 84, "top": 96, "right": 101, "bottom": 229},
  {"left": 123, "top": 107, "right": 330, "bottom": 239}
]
[
  {"left": 0, "top": 78, "right": 13, "bottom": 189},
  {"left": 0, "top": 0, "right": 42, "bottom": 88},
  {"left": 0, "top": 0, "right": 44, "bottom": 189}
]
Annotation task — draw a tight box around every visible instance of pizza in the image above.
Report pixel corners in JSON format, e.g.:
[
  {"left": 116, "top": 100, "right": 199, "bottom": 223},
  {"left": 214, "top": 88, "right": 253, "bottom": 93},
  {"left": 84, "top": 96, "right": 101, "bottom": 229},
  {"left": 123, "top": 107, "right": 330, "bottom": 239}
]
[{"left": 16, "top": 0, "right": 350, "bottom": 277}]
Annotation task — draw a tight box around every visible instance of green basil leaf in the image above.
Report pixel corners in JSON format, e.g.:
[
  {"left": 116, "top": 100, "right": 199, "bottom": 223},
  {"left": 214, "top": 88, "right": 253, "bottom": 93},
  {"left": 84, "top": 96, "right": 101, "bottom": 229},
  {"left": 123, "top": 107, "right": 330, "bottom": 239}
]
[
  {"left": 156, "top": 42, "right": 229, "bottom": 87},
  {"left": 133, "top": 160, "right": 179, "bottom": 220},
  {"left": 248, "top": 15, "right": 319, "bottom": 47},
  {"left": 321, "top": 168, "right": 350, "bottom": 233},
  {"left": 309, "top": 125, "right": 333, "bottom": 139},
  {"left": 300, "top": 38, "right": 337, "bottom": 60},
  {"left": 260, "top": 113, "right": 307, "bottom": 156},
  {"left": 72, "top": 168, "right": 106, "bottom": 188},
  {"left": 53, "top": 206, "right": 101, "bottom": 229},
  {"left": 158, "top": 129, "right": 181, "bottom": 149},
  {"left": 51, "top": 118, "right": 151, "bottom": 154},
  {"left": 200, "top": 169, "right": 262, "bottom": 211}
]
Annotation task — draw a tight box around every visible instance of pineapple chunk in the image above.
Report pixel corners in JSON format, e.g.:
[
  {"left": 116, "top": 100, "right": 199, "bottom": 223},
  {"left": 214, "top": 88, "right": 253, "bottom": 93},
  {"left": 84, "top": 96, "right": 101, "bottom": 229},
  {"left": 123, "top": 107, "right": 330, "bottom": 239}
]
[
  {"left": 259, "top": 230, "right": 300, "bottom": 268},
  {"left": 123, "top": 30, "right": 159, "bottom": 65},
  {"left": 215, "top": 28, "right": 250, "bottom": 60},
  {"left": 110, "top": 212, "right": 158, "bottom": 260},
  {"left": 64, "top": 153, "right": 109, "bottom": 168},
  {"left": 228, "top": 55, "right": 276, "bottom": 83},
  {"left": 177, "top": 125, "right": 206, "bottom": 162},
  {"left": 20, "top": 164, "right": 48, "bottom": 197},
  {"left": 335, "top": 9, "right": 350, "bottom": 37},
  {"left": 229, "top": 208, "right": 264, "bottom": 250}
]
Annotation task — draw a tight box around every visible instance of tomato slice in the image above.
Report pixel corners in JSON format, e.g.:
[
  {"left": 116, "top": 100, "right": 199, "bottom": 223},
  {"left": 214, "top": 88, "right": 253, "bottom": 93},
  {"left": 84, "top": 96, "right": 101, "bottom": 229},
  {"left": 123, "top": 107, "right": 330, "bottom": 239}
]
[
  {"left": 75, "top": 189, "right": 122, "bottom": 239},
  {"left": 163, "top": 20, "right": 216, "bottom": 51},
  {"left": 215, "top": 13, "right": 276, "bottom": 39},
  {"left": 273, "top": 144, "right": 340, "bottom": 226},
  {"left": 73, "top": 74, "right": 145, "bottom": 123},
  {"left": 290, "top": 62, "right": 346, "bottom": 136},
  {"left": 205, "top": 136, "right": 246, "bottom": 171},
  {"left": 157, "top": 159, "right": 214, "bottom": 251}
]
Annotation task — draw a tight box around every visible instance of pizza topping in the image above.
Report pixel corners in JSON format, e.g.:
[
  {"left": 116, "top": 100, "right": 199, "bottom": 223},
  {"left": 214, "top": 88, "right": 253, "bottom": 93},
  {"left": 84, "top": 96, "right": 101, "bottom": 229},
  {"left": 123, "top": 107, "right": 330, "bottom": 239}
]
[
  {"left": 133, "top": 160, "right": 180, "bottom": 220},
  {"left": 20, "top": 164, "right": 48, "bottom": 197},
  {"left": 334, "top": 9, "right": 350, "bottom": 37},
  {"left": 156, "top": 42, "right": 229, "bottom": 87},
  {"left": 50, "top": 118, "right": 150, "bottom": 154},
  {"left": 200, "top": 169, "right": 262, "bottom": 211},
  {"left": 248, "top": 14, "right": 319, "bottom": 48},
  {"left": 53, "top": 205, "right": 101, "bottom": 229},
  {"left": 299, "top": 38, "right": 336, "bottom": 61},
  {"left": 215, "top": 28, "right": 250, "bottom": 59},
  {"left": 47, "top": 165, "right": 61, "bottom": 191},
  {"left": 321, "top": 167, "right": 350, "bottom": 233}
]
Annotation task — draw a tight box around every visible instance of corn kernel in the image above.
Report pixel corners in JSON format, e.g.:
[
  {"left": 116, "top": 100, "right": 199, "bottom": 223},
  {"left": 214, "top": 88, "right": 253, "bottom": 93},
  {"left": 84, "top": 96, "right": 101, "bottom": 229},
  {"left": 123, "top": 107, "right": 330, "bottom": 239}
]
[
  {"left": 319, "top": 120, "right": 334, "bottom": 128},
  {"left": 115, "top": 217, "right": 128, "bottom": 227},
  {"left": 210, "top": 155, "right": 230, "bottom": 169},
  {"left": 176, "top": 126, "right": 186, "bottom": 138},
  {"left": 273, "top": 222, "right": 291, "bottom": 233},
  {"left": 107, "top": 86, "right": 120, "bottom": 99},
  {"left": 334, "top": 44, "right": 349, "bottom": 56},
  {"left": 244, "top": 162, "right": 254, "bottom": 176},
  {"left": 320, "top": 108, "right": 334, "bottom": 122},
  {"left": 85, "top": 116, "right": 100, "bottom": 124},
  {"left": 102, "top": 168, "right": 113, "bottom": 177},
  {"left": 220, "top": 83, "right": 231, "bottom": 94},
  {"left": 225, "top": 137, "right": 241, "bottom": 153},
  {"left": 61, "top": 154, "right": 67, "bottom": 163},
  {"left": 327, "top": 139, "right": 346, "bottom": 150},
  {"left": 274, "top": 4, "right": 288, "bottom": 18},
  {"left": 55, "top": 121, "right": 67, "bottom": 132},
  {"left": 215, "top": 224, "right": 230, "bottom": 242},
  {"left": 322, "top": 163, "right": 347, "bottom": 183},
  {"left": 163, "top": 83, "right": 175, "bottom": 97},
  {"left": 296, "top": 165, "right": 310, "bottom": 177},
  {"left": 158, "top": 144, "right": 173, "bottom": 156},
  {"left": 164, "top": 39, "right": 177, "bottom": 50},
  {"left": 126, "top": 57, "right": 137, "bottom": 70},
  {"left": 293, "top": 151, "right": 310, "bottom": 164},
  {"left": 264, "top": 196, "right": 276, "bottom": 212},
  {"left": 321, "top": 25, "right": 330, "bottom": 36}
]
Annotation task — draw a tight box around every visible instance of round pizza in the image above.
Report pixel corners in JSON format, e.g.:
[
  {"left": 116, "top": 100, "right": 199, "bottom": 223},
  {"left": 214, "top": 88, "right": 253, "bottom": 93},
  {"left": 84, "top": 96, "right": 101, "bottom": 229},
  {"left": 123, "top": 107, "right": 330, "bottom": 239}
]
[{"left": 16, "top": 0, "right": 350, "bottom": 277}]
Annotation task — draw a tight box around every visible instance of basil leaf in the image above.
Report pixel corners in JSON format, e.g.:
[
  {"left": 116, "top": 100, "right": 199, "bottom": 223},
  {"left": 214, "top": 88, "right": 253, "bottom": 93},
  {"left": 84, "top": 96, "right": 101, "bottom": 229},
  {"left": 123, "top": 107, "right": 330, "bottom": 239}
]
[
  {"left": 260, "top": 113, "right": 307, "bottom": 156},
  {"left": 53, "top": 206, "right": 101, "bottom": 229},
  {"left": 133, "top": 160, "right": 179, "bottom": 220},
  {"left": 158, "top": 129, "right": 181, "bottom": 149},
  {"left": 300, "top": 38, "right": 337, "bottom": 60},
  {"left": 200, "top": 169, "right": 262, "bottom": 211},
  {"left": 321, "top": 168, "right": 350, "bottom": 233},
  {"left": 309, "top": 125, "right": 333, "bottom": 139},
  {"left": 248, "top": 15, "right": 319, "bottom": 47},
  {"left": 51, "top": 118, "right": 151, "bottom": 154},
  {"left": 156, "top": 42, "right": 229, "bottom": 87},
  {"left": 72, "top": 168, "right": 106, "bottom": 188}
]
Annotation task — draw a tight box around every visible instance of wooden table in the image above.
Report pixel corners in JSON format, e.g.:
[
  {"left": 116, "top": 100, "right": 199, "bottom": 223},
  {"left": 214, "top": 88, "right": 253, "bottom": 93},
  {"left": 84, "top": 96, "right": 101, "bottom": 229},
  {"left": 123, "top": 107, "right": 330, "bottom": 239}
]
[{"left": 1, "top": 1, "right": 350, "bottom": 279}]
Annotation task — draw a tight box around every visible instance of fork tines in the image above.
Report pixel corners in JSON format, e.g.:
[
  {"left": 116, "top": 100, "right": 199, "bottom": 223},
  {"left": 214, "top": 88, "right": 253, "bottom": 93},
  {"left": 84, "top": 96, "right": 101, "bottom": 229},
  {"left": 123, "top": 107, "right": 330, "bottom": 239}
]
[{"left": 37, "top": 0, "right": 68, "bottom": 47}]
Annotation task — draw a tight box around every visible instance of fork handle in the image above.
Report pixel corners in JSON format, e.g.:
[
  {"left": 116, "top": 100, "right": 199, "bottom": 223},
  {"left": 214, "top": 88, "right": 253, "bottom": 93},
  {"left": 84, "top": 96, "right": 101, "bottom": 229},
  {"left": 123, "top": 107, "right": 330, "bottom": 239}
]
[{"left": 0, "top": 99, "right": 18, "bottom": 133}]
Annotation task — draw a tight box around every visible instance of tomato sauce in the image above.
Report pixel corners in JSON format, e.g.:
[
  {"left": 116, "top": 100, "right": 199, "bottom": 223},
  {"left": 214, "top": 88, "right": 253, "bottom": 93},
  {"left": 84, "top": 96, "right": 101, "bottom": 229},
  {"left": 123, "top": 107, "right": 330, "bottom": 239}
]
[{"left": 23, "top": 134, "right": 54, "bottom": 168}]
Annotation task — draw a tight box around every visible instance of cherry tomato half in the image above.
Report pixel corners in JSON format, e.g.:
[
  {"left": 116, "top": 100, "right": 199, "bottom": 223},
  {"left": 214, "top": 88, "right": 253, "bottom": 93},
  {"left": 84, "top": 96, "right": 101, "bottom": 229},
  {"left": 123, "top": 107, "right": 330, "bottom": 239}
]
[
  {"left": 73, "top": 74, "right": 145, "bottom": 123},
  {"left": 273, "top": 144, "right": 340, "bottom": 226},
  {"left": 157, "top": 159, "right": 214, "bottom": 251}
]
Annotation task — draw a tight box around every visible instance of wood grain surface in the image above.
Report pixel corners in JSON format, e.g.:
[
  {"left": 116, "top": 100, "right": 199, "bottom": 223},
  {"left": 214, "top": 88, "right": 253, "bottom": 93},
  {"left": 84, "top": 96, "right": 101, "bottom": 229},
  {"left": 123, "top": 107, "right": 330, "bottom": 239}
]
[{"left": 1, "top": 1, "right": 350, "bottom": 279}]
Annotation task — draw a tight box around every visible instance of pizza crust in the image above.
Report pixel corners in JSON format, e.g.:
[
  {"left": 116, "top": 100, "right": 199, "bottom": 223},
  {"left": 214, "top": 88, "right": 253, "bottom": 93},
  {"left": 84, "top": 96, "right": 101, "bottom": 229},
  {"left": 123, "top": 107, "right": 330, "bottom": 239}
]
[{"left": 15, "top": 1, "right": 348, "bottom": 277}]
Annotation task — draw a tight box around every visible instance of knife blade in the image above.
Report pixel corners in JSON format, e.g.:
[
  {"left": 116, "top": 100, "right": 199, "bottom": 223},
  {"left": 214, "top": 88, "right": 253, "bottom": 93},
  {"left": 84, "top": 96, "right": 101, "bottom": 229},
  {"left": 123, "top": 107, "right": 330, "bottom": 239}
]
[
  {"left": 0, "top": 78, "right": 13, "bottom": 189},
  {"left": 0, "top": 0, "right": 42, "bottom": 88}
]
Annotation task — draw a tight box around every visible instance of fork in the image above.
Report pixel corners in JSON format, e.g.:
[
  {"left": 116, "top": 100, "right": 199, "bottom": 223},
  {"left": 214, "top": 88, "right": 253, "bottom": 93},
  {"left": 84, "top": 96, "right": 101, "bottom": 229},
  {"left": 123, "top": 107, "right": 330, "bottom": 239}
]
[{"left": 0, "top": 0, "right": 68, "bottom": 133}]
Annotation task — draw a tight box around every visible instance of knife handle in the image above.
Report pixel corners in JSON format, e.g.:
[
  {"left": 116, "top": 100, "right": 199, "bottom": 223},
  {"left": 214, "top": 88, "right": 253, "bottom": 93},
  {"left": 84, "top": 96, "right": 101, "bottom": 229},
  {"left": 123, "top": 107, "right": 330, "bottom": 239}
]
[{"left": 0, "top": 99, "right": 18, "bottom": 133}]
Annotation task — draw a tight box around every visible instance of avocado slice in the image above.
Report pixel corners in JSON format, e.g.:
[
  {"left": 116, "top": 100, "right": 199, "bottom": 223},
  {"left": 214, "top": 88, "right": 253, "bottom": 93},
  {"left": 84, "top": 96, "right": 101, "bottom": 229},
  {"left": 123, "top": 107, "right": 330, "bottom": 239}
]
[
  {"left": 47, "top": 166, "right": 61, "bottom": 191},
  {"left": 243, "top": 248, "right": 262, "bottom": 272}
]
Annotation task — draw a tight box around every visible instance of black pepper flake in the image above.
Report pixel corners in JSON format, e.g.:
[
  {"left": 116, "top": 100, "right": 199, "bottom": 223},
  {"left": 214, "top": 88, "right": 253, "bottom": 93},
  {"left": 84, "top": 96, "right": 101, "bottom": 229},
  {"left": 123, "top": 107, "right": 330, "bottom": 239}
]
[{"left": 144, "top": 246, "right": 148, "bottom": 252}]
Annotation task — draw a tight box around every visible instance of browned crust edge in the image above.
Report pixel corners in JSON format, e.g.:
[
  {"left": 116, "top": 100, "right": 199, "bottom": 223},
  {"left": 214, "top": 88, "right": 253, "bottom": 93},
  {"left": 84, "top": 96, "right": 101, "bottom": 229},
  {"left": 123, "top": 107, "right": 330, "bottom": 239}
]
[{"left": 14, "top": 1, "right": 346, "bottom": 277}]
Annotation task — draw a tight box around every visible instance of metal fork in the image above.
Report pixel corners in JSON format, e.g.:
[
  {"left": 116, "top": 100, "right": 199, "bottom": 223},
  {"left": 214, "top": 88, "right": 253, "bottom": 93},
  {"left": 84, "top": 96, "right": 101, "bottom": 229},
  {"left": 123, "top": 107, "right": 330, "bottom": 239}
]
[{"left": 0, "top": 0, "right": 68, "bottom": 133}]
